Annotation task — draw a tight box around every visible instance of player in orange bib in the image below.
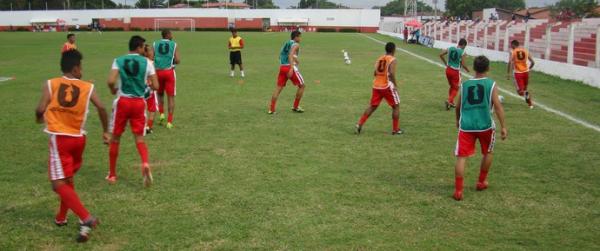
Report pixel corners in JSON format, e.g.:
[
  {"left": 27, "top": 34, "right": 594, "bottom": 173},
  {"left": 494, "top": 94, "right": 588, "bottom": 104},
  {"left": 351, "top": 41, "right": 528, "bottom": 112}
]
[
  {"left": 35, "top": 50, "right": 110, "bottom": 242},
  {"left": 61, "top": 33, "right": 77, "bottom": 53},
  {"left": 507, "top": 40, "right": 535, "bottom": 109},
  {"left": 355, "top": 42, "right": 403, "bottom": 135}
]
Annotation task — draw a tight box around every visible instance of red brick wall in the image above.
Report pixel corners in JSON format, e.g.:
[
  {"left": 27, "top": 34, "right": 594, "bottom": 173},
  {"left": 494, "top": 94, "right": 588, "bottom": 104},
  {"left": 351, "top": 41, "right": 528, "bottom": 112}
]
[{"left": 234, "top": 18, "right": 263, "bottom": 29}]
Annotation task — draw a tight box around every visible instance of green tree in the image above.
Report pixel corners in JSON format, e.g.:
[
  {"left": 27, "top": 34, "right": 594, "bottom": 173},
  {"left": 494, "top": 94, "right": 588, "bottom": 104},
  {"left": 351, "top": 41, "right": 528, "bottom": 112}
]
[
  {"left": 135, "top": 0, "right": 166, "bottom": 8},
  {"left": 0, "top": 0, "right": 117, "bottom": 10},
  {"left": 373, "top": 0, "right": 434, "bottom": 16},
  {"left": 551, "top": 0, "right": 599, "bottom": 18},
  {"left": 244, "top": 0, "right": 278, "bottom": 9},
  {"left": 297, "top": 0, "right": 346, "bottom": 9},
  {"left": 445, "top": 0, "right": 525, "bottom": 18}
]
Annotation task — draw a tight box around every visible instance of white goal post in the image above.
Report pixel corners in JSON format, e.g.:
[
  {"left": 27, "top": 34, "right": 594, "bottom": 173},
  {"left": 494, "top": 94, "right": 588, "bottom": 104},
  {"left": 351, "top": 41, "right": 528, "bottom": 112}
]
[{"left": 154, "top": 19, "right": 196, "bottom": 32}]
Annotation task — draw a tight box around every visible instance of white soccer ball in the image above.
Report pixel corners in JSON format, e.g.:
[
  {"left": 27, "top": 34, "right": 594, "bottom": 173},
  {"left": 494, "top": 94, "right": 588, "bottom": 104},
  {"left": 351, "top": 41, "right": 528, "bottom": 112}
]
[
  {"left": 345, "top": 59, "right": 352, "bottom": 65},
  {"left": 499, "top": 95, "right": 505, "bottom": 103}
]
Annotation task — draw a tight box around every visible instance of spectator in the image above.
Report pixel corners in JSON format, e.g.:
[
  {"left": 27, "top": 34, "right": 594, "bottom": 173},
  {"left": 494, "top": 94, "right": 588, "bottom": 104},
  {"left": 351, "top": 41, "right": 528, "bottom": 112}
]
[{"left": 403, "top": 27, "right": 409, "bottom": 43}]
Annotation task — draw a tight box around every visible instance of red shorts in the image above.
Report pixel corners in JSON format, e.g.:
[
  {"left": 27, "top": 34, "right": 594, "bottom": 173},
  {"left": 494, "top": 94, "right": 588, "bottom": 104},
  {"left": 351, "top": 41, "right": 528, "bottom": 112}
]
[
  {"left": 446, "top": 67, "right": 461, "bottom": 87},
  {"left": 455, "top": 129, "right": 496, "bottom": 157},
  {"left": 146, "top": 91, "right": 158, "bottom": 113},
  {"left": 110, "top": 96, "right": 147, "bottom": 136},
  {"left": 513, "top": 72, "right": 529, "bottom": 94},
  {"left": 277, "top": 65, "right": 304, "bottom": 87},
  {"left": 48, "top": 134, "right": 86, "bottom": 181},
  {"left": 157, "top": 68, "right": 176, "bottom": 96},
  {"left": 370, "top": 86, "right": 400, "bottom": 107}
]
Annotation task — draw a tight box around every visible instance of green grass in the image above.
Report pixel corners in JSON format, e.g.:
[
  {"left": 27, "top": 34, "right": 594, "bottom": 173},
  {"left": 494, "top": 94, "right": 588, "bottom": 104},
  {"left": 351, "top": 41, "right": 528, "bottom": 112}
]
[{"left": 0, "top": 31, "right": 599, "bottom": 250}]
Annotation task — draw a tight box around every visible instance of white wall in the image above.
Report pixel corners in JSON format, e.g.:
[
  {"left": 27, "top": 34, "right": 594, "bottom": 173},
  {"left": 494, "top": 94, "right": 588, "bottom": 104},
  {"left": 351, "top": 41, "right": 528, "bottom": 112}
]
[
  {"left": 379, "top": 30, "right": 600, "bottom": 89},
  {"left": 0, "top": 9, "right": 380, "bottom": 27}
]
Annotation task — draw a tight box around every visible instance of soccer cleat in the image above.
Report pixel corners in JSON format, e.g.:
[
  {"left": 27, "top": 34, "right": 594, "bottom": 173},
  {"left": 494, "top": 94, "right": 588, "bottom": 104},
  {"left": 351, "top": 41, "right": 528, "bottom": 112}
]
[
  {"left": 55, "top": 219, "right": 68, "bottom": 227},
  {"left": 230, "top": 71, "right": 235, "bottom": 77},
  {"left": 355, "top": 124, "right": 362, "bottom": 135},
  {"left": 105, "top": 175, "right": 117, "bottom": 185},
  {"left": 453, "top": 191, "right": 463, "bottom": 201},
  {"left": 76, "top": 217, "right": 99, "bottom": 243},
  {"left": 158, "top": 114, "right": 166, "bottom": 125},
  {"left": 445, "top": 101, "right": 451, "bottom": 111},
  {"left": 166, "top": 123, "right": 174, "bottom": 129},
  {"left": 392, "top": 129, "right": 404, "bottom": 135},
  {"left": 142, "top": 165, "right": 153, "bottom": 188},
  {"left": 145, "top": 127, "right": 153, "bottom": 135},
  {"left": 476, "top": 181, "right": 489, "bottom": 191},
  {"left": 291, "top": 107, "right": 305, "bottom": 113},
  {"left": 529, "top": 105, "right": 534, "bottom": 110},
  {"left": 267, "top": 110, "right": 276, "bottom": 115},
  {"left": 241, "top": 71, "right": 245, "bottom": 78}
]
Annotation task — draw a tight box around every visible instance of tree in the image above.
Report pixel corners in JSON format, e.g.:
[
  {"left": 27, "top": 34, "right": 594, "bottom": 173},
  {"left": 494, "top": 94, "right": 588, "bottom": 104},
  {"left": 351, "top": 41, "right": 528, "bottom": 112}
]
[
  {"left": 445, "top": 0, "right": 525, "bottom": 18},
  {"left": 244, "top": 0, "right": 278, "bottom": 9},
  {"left": 373, "top": 0, "right": 434, "bottom": 16},
  {"left": 551, "top": 0, "right": 599, "bottom": 18},
  {"left": 135, "top": 0, "right": 166, "bottom": 8},
  {"left": 0, "top": 0, "right": 118, "bottom": 10},
  {"left": 297, "top": 0, "right": 347, "bottom": 9}
]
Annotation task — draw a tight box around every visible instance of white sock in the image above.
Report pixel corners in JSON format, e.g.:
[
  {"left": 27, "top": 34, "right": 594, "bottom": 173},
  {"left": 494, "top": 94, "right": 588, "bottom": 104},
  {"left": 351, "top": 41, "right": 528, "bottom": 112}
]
[
  {"left": 241, "top": 71, "right": 245, "bottom": 77},
  {"left": 230, "top": 71, "right": 234, "bottom": 77}
]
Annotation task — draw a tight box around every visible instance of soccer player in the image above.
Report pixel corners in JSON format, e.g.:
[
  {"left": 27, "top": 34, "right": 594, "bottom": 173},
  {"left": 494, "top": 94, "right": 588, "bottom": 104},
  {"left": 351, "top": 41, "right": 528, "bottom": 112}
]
[
  {"left": 61, "top": 33, "right": 77, "bottom": 53},
  {"left": 439, "top": 38, "right": 470, "bottom": 110},
  {"left": 269, "top": 30, "right": 305, "bottom": 114},
  {"left": 507, "top": 40, "right": 535, "bottom": 109},
  {"left": 106, "top": 35, "right": 159, "bottom": 187},
  {"left": 153, "top": 29, "right": 180, "bottom": 128},
  {"left": 143, "top": 44, "right": 158, "bottom": 134},
  {"left": 35, "top": 50, "right": 110, "bottom": 242},
  {"left": 355, "top": 42, "right": 403, "bottom": 135},
  {"left": 228, "top": 28, "right": 245, "bottom": 78},
  {"left": 453, "top": 56, "right": 508, "bottom": 201}
]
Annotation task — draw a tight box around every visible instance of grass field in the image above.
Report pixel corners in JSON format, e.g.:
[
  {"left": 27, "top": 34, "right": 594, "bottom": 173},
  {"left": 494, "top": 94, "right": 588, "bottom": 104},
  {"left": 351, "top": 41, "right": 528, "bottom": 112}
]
[{"left": 0, "top": 31, "right": 599, "bottom": 250}]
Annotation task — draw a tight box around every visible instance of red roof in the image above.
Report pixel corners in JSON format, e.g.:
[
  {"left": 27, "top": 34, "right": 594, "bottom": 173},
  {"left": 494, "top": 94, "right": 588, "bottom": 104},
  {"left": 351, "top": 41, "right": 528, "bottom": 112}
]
[{"left": 201, "top": 2, "right": 250, "bottom": 8}]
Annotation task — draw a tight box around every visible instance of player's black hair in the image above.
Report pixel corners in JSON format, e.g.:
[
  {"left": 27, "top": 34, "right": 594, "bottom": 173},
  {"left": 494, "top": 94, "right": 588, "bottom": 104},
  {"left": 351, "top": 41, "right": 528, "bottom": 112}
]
[
  {"left": 458, "top": 38, "right": 467, "bottom": 46},
  {"left": 385, "top": 42, "right": 396, "bottom": 53},
  {"left": 61, "top": 49, "right": 83, "bottom": 73},
  {"left": 230, "top": 28, "right": 237, "bottom": 33},
  {"left": 129, "top": 35, "right": 146, "bottom": 51},
  {"left": 161, "top": 29, "right": 171, "bottom": 39},
  {"left": 511, "top": 40, "right": 520, "bottom": 47},
  {"left": 473, "top": 55, "right": 490, "bottom": 73},
  {"left": 291, "top": 30, "right": 302, "bottom": 40},
  {"left": 67, "top": 33, "right": 75, "bottom": 39}
]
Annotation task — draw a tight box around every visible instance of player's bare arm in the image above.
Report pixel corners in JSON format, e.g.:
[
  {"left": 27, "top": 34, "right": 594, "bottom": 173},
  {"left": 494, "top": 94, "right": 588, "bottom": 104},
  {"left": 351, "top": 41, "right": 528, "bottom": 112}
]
[
  {"left": 174, "top": 46, "right": 181, "bottom": 65},
  {"left": 35, "top": 82, "right": 51, "bottom": 123},
  {"left": 455, "top": 94, "right": 461, "bottom": 128},
  {"left": 107, "top": 69, "right": 119, "bottom": 95},
  {"left": 439, "top": 49, "right": 448, "bottom": 66},
  {"left": 460, "top": 54, "right": 470, "bottom": 73},
  {"left": 149, "top": 74, "right": 159, "bottom": 90},
  {"left": 528, "top": 54, "right": 535, "bottom": 70},
  {"left": 491, "top": 86, "right": 508, "bottom": 140},
  {"left": 389, "top": 59, "right": 398, "bottom": 87},
  {"left": 287, "top": 44, "right": 299, "bottom": 78},
  {"left": 89, "top": 88, "right": 111, "bottom": 144}
]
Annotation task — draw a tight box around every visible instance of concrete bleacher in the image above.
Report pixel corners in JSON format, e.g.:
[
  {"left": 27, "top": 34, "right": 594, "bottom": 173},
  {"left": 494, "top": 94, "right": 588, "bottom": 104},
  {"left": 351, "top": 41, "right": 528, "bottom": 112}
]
[{"left": 421, "top": 18, "right": 600, "bottom": 68}]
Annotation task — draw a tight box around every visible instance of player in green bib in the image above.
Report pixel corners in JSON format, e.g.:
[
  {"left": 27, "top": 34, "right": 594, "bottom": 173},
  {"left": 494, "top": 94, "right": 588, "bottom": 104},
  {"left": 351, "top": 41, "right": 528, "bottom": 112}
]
[
  {"left": 440, "top": 39, "right": 470, "bottom": 110},
  {"left": 269, "top": 30, "right": 305, "bottom": 114},
  {"left": 453, "top": 56, "right": 507, "bottom": 201},
  {"left": 106, "top": 35, "right": 159, "bottom": 187},
  {"left": 153, "top": 29, "right": 180, "bottom": 129}
]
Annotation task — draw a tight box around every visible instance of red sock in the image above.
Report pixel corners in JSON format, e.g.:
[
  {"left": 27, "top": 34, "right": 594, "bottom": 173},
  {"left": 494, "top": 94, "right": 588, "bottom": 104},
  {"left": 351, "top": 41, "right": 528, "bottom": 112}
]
[
  {"left": 54, "top": 184, "right": 90, "bottom": 221},
  {"left": 158, "top": 103, "right": 164, "bottom": 114},
  {"left": 55, "top": 182, "right": 74, "bottom": 221},
  {"left": 270, "top": 99, "right": 277, "bottom": 112},
  {"left": 136, "top": 142, "right": 149, "bottom": 165},
  {"left": 393, "top": 118, "right": 399, "bottom": 132},
  {"left": 293, "top": 98, "right": 301, "bottom": 109},
  {"left": 478, "top": 169, "right": 489, "bottom": 183},
  {"left": 448, "top": 86, "right": 459, "bottom": 104},
  {"left": 167, "top": 113, "right": 173, "bottom": 123},
  {"left": 358, "top": 114, "right": 369, "bottom": 126},
  {"left": 147, "top": 119, "right": 154, "bottom": 129},
  {"left": 109, "top": 142, "right": 120, "bottom": 178},
  {"left": 455, "top": 176, "right": 464, "bottom": 193}
]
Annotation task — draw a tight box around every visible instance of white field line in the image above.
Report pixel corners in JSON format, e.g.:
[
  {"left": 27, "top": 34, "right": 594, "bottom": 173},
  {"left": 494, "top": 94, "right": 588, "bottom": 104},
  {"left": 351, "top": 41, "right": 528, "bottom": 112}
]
[
  {"left": 361, "top": 34, "right": 600, "bottom": 133},
  {"left": 0, "top": 77, "right": 15, "bottom": 85}
]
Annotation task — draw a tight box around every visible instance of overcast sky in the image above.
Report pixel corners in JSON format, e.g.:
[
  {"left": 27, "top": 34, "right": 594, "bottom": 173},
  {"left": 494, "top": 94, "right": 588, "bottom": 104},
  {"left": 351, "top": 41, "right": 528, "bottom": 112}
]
[{"left": 114, "top": 0, "right": 561, "bottom": 9}]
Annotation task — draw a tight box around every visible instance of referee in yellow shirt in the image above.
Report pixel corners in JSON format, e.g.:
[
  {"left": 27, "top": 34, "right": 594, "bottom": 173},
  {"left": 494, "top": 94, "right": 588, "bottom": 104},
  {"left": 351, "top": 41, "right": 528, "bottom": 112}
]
[{"left": 228, "top": 29, "right": 245, "bottom": 78}]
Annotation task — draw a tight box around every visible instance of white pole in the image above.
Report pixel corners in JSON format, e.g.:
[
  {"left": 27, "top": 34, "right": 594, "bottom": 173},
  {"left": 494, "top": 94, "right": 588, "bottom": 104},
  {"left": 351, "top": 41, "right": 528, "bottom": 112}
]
[
  {"left": 567, "top": 23, "right": 575, "bottom": 64},
  {"left": 524, "top": 23, "right": 530, "bottom": 50},
  {"left": 545, "top": 25, "right": 552, "bottom": 60},
  {"left": 433, "top": 22, "right": 437, "bottom": 40},
  {"left": 596, "top": 25, "right": 600, "bottom": 68},
  {"left": 456, "top": 22, "right": 460, "bottom": 43},
  {"left": 494, "top": 22, "right": 500, "bottom": 50},
  {"left": 465, "top": 24, "right": 469, "bottom": 44},
  {"left": 504, "top": 23, "right": 510, "bottom": 51},
  {"left": 45, "top": 1, "right": 48, "bottom": 10},
  {"left": 483, "top": 24, "right": 488, "bottom": 49},
  {"left": 474, "top": 23, "right": 478, "bottom": 47}
]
